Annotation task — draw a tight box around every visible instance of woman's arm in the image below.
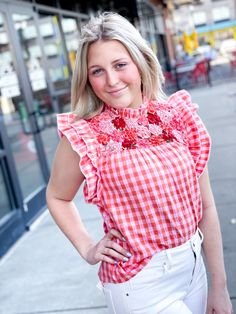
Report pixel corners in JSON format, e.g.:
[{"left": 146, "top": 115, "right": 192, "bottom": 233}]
[
  {"left": 46, "top": 136, "right": 94, "bottom": 260},
  {"left": 46, "top": 137, "right": 131, "bottom": 265},
  {"left": 199, "top": 167, "right": 232, "bottom": 314}
]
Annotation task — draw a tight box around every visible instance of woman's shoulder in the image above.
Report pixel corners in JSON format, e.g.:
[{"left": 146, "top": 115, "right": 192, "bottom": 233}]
[
  {"left": 167, "top": 89, "right": 199, "bottom": 113},
  {"left": 57, "top": 112, "right": 87, "bottom": 125},
  {"left": 57, "top": 112, "right": 97, "bottom": 145}
]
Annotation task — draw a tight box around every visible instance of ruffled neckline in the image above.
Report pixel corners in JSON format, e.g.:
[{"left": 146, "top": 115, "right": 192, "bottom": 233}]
[{"left": 104, "top": 101, "right": 148, "bottom": 119}]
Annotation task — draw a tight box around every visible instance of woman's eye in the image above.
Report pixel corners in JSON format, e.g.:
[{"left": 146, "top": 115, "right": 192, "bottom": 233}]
[
  {"left": 91, "top": 68, "right": 102, "bottom": 75},
  {"left": 115, "top": 63, "right": 127, "bottom": 69}
]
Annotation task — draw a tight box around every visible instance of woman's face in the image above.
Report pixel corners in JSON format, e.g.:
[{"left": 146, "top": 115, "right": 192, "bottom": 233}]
[{"left": 87, "top": 40, "right": 142, "bottom": 109}]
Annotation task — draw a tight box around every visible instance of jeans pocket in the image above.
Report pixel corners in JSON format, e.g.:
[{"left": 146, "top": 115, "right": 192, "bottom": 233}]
[
  {"left": 103, "top": 283, "right": 131, "bottom": 314},
  {"left": 103, "top": 287, "right": 117, "bottom": 314},
  {"left": 129, "top": 254, "right": 169, "bottom": 291}
]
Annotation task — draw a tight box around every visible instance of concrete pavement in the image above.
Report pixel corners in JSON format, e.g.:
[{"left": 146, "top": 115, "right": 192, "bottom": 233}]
[
  {"left": 0, "top": 191, "right": 107, "bottom": 314},
  {"left": 190, "top": 80, "right": 236, "bottom": 310},
  {"left": 0, "top": 79, "right": 236, "bottom": 314}
]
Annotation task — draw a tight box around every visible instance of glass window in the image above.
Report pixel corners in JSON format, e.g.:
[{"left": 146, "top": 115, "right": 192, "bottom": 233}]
[
  {"left": 12, "top": 13, "right": 59, "bottom": 169},
  {"left": 212, "top": 7, "right": 230, "bottom": 22},
  {"left": 38, "top": 13, "right": 70, "bottom": 91},
  {"left": 62, "top": 17, "right": 79, "bottom": 71},
  {"left": 0, "top": 12, "right": 45, "bottom": 198},
  {"left": 193, "top": 11, "right": 207, "bottom": 26}
]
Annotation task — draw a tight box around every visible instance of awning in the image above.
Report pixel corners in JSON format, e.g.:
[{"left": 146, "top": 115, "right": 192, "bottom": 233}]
[{"left": 196, "top": 20, "right": 236, "bottom": 33}]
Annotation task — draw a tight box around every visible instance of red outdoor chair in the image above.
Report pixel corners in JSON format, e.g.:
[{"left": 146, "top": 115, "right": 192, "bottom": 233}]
[
  {"left": 191, "top": 60, "right": 209, "bottom": 84},
  {"left": 164, "top": 71, "right": 176, "bottom": 87},
  {"left": 230, "top": 51, "right": 236, "bottom": 70}
]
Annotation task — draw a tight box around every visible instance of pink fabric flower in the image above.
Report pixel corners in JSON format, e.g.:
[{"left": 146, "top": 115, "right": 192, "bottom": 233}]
[
  {"left": 99, "top": 120, "right": 115, "bottom": 134},
  {"left": 137, "top": 126, "right": 151, "bottom": 139},
  {"left": 111, "top": 130, "right": 124, "bottom": 142},
  {"left": 149, "top": 124, "right": 163, "bottom": 136},
  {"left": 137, "top": 115, "right": 149, "bottom": 126}
]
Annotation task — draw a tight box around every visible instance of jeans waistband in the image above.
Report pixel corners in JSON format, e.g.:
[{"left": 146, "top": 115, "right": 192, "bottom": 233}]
[{"left": 158, "top": 228, "right": 203, "bottom": 258}]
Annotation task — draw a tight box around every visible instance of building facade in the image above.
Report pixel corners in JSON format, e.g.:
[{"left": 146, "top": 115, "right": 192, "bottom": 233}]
[
  {"left": 172, "top": 0, "right": 236, "bottom": 53},
  {"left": 0, "top": 0, "right": 168, "bottom": 257}
]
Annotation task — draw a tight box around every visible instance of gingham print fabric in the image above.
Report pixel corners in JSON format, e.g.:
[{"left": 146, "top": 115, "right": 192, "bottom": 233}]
[{"left": 57, "top": 90, "right": 211, "bottom": 284}]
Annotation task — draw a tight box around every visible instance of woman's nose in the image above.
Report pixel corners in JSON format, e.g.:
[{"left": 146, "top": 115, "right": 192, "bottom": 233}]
[{"left": 106, "top": 70, "right": 119, "bottom": 86}]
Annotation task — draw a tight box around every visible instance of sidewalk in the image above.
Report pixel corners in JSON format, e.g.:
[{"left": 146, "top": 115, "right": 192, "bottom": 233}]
[
  {"left": 0, "top": 79, "right": 236, "bottom": 314},
  {"left": 0, "top": 189, "right": 108, "bottom": 314}
]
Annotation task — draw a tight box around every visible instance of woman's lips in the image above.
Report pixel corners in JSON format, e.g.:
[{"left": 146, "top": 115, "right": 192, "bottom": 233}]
[{"left": 107, "top": 86, "right": 127, "bottom": 96}]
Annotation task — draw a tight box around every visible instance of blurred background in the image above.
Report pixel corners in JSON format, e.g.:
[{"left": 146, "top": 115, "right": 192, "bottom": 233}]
[{"left": 0, "top": 0, "right": 235, "bottom": 313}]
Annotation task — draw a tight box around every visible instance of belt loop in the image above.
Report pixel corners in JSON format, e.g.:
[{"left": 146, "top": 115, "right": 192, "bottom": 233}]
[
  {"left": 166, "top": 250, "right": 173, "bottom": 269},
  {"left": 197, "top": 227, "right": 204, "bottom": 243},
  {"left": 190, "top": 233, "right": 197, "bottom": 252}
]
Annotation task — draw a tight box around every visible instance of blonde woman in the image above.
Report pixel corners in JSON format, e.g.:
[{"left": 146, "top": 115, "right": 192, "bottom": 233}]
[{"left": 46, "top": 12, "right": 232, "bottom": 314}]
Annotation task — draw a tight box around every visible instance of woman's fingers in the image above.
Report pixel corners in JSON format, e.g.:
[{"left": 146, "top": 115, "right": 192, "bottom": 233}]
[
  {"left": 97, "top": 229, "right": 132, "bottom": 263},
  {"left": 107, "top": 239, "right": 131, "bottom": 256},
  {"left": 107, "top": 228, "right": 126, "bottom": 242},
  {"left": 103, "top": 246, "right": 131, "bottom": 261},
  {"left": 100, "top": 254, "right": 116, "bottom": 264}
]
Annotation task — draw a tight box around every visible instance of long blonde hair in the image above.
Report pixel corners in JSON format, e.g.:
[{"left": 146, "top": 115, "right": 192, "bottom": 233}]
[{"left": 71, "top": 11, "right": 165, "bottom": 118}]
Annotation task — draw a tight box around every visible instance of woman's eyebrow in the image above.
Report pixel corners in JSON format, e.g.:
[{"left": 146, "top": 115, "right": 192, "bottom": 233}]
[
  {"left": 112, "top": 58, "right": 128, "bottom": 63},
  {"left": 88, "top": 65, "right": 100, "bottom": 70}
]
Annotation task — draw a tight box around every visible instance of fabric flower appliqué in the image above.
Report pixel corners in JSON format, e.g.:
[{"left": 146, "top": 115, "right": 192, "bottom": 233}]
[{"left": 90, "top": 101, "right": 185, "bottom": 152}]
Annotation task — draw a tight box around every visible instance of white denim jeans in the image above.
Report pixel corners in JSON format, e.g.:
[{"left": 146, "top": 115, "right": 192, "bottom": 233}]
[{"left": 101, "top": 229, "right": 207, "bottom": 314}]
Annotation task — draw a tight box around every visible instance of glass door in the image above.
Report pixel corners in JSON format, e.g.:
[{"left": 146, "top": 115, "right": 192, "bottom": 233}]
[
  {"left": 11, "top": 11, "right": 60, "bottom": 168},
  {"left": 0, "top": 4, "right": 52, "bottom": 225},
  {"left": 0, "top": 9, "right": 46, "bottom": 206},
  {"left": 0, "top": 124, "right": 25, "bottom": 257}
]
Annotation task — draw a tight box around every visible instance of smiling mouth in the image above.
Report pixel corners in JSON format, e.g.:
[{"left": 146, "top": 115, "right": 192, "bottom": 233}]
[{"left": 107, "top": 86, "right": 127, "bottom": 94}]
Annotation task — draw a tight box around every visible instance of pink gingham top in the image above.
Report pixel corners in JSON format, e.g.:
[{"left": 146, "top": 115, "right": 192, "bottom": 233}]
[{"left": 57, "top": 90, "right": 211, "bottom": 284}]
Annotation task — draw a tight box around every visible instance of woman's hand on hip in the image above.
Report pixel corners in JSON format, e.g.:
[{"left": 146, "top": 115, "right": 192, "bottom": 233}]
[{"left": 84, "top": 229, "right": 132, "bottom": 265}]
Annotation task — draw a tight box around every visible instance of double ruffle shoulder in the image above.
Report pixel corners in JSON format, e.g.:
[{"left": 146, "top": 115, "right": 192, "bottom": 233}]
[
  {"left": 57, "top": 113, "right": 101, "bottom": 205},
  {"left": 169, "top": 89, "right": 211, "bottom": 177}
]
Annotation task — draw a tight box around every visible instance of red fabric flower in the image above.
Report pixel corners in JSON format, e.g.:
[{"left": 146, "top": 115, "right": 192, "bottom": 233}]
[
  {"left": 123, "top": 129, "right": 137, "bottom": 141},
  {"left": 122, "top": 129, "right": 137, "bottom": 148},
  {"left": 147, "top": 113, "right": 161, "bottom": 124},
  {"left": 162, "top": 130, "right": 173, "bottom": 142},
  {"left": 122, "top": 139, "right": 136, "bottom": 149},
  {"left": 97, "top": 134, "right": 110, "bottom": 145},
  {"left": 149, "top": 135, "right": 165, "bottom": 145},
  {"left": 112, "top": 117, "right": 126, "bottom": 129},
  {"left": 160, "top": 123, "right": 173, "bottom": 135}
]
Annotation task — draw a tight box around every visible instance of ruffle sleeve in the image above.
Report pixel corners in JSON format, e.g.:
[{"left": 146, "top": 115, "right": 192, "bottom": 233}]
[
  {"left": 57, "top": 113, "right": 101, "bottom": 205},
  {"left": 169, "top": 90, "right": 211, "bottom": 177}
]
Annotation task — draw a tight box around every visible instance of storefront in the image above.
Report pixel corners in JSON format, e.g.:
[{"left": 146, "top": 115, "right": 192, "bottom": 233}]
[
  {"left": 0, "top": 0, "right": 88, "bottom": 257},
  {"left": 196, "top": 20, "right": 236, "bottom": 50}
]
